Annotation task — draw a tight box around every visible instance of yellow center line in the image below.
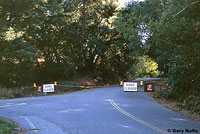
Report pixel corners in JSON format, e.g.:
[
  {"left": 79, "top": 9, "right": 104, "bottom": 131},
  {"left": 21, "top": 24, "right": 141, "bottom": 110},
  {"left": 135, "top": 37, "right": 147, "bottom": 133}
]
[{"left": 109, "top": 100, "right": 169, "bottom": 134}]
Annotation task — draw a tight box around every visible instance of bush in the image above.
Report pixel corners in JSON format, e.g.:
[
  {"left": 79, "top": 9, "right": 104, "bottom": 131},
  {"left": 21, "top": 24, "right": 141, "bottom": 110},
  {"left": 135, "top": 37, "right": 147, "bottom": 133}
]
[{"left": 177, "top": 95, "right": 200, "bottom": 114}]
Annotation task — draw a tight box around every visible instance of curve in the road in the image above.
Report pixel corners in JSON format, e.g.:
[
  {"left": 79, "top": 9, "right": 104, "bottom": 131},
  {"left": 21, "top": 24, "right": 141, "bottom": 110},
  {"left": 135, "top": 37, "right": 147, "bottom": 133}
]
[
  {"left": 109, "top": 99, "right": 169, "bottom": 134},
  {"left": 0, "top": 87, "right": 199, "bottom": 134}
]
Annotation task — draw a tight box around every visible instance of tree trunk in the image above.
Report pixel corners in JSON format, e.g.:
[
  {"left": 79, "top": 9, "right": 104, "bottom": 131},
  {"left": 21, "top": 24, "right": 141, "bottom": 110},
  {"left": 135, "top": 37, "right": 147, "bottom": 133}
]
[{"left": 81, "top": 0, "right": 86, "bottom": 59}]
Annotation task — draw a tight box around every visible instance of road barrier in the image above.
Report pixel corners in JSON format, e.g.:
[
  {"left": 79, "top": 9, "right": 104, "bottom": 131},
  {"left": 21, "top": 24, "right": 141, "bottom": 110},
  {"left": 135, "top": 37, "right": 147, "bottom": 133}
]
[
  {"left": 0, "top": 84, "right": 119, "bottom": 98},
  {"left": 122, "top": 78, "right": 168, "bottom": 92},
  {"left": 0, "top": 79, "right": 168, "bottom": 98},
  {"left": 25, "top": 84, "right": 111, "bottom": 95}
]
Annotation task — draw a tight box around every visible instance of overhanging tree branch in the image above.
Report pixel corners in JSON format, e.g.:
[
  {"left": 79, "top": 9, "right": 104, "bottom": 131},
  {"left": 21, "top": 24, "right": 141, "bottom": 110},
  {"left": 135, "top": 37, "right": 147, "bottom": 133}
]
[
  {"left": 151, "top": 35, "right": 199, "bottom": 52},
  {"left": 171, "top": 1, "right": 200, "bottom": 19}
]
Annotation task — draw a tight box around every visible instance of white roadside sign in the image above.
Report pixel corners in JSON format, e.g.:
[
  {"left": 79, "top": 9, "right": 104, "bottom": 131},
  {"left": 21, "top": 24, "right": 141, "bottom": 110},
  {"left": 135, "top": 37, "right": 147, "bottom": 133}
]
[
  {"left": 123, "top": 82, "right": 137, "bottom": 92},
  {"left": 43, "top": 84, "right": 54, "bottom": 93}
]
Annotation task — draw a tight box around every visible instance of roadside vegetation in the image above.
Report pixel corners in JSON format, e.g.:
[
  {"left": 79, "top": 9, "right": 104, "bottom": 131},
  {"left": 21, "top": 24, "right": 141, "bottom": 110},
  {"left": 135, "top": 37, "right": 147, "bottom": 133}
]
[
  {"left": 150, "top": 92, "right": 200, "bottom": 121},
  {"left": 0, "top": 78, "right": 101, "bottom": 99},
  {"left": 0, "top": 0, "right": 199, "bottom": 114},
  {"left": 0, "top": 118, "right": 18, "bottom": 134}
]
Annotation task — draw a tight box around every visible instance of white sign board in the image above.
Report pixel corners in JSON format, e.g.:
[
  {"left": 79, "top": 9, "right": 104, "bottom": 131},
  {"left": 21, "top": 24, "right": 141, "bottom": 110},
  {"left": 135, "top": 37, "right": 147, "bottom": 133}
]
[
  {"left": 43, "top": 84, "right": 54, "bottom": 93},
  {"left": 123, "top": 82, "right": 137, "bottom": 92}
]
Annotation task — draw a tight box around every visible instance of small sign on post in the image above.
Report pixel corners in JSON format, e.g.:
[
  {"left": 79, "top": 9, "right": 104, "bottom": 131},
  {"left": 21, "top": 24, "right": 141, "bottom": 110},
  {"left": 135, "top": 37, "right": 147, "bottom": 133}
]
[
  {"left": 147, "top": 84, "right": 152, "bottom": 91},
  {"left": 43, "top": 84, "right": 54, "bottom": 93},
  {"left": 38, "top": 86, "right": 42, "bottom": 92},
  {"left": 144, "top": 83, "right": 155, "bottom": 92},
  {"left": 123, "top": 82, "right": 137, "bottom": 92}
]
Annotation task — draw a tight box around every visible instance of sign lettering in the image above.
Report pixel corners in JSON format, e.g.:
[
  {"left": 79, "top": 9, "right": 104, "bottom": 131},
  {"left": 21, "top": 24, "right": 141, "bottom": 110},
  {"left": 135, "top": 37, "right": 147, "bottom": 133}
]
[
  {"left": 43, "top": 84, "right": 54, "bottom": 93},
  {"left": 123, "top": 82, "right": 137, "bottom": 92}
]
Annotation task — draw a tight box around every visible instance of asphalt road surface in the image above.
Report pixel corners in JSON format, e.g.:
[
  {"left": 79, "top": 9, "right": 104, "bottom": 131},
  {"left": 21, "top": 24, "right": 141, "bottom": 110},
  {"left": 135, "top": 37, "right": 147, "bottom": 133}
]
[{"left": 0, "top": 87, "right": 199, "bottom": 134}]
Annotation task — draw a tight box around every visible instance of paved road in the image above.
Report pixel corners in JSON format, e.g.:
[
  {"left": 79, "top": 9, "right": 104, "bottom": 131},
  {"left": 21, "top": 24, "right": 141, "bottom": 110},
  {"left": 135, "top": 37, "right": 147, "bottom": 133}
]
[{"left": 0, "top": 87, "right": 199, "bottom": 134}]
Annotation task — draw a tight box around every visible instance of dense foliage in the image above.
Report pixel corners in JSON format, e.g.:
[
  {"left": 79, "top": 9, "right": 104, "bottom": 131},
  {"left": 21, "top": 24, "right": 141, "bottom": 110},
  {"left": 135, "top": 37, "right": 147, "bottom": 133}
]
[
  {"left": 150, "top": 0, "right": 200, "bottom": 100},
  {"left": 1, "top": 0, "right": 199, "bottom": 104},
  {"left": 114, "top": 0, "right": 200, "bottom": 100},
  {"left": 0, "top": 0, "right": 145, "bottom": 86}
]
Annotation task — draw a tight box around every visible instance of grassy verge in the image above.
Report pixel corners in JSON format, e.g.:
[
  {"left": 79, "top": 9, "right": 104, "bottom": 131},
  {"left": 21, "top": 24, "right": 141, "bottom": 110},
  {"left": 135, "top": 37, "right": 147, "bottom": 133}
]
[{"left": 0, "top": 118, "right": 18, "bottom": 134}]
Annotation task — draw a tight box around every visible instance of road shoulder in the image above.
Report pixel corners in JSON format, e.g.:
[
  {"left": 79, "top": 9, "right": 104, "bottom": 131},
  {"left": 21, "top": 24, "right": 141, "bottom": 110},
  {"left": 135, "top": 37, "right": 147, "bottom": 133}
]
[
  {"left": 0, "top": 117, "right": 24, "bottom": 134},
  {"left": 148, "top": 93, "right": 200, "bottom": 122}
]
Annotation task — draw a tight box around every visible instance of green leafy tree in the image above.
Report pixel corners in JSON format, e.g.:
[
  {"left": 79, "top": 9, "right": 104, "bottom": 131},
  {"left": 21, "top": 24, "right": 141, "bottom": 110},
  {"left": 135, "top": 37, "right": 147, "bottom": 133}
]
[
  {"left": 0, "top": 0, "right": 38, "bottom": 86},
  {"left": 134, "top": 56, "right": 158, "bottom": 78},
  {"left": 150, "top": 0, "right": 200, "bottom": 98}
]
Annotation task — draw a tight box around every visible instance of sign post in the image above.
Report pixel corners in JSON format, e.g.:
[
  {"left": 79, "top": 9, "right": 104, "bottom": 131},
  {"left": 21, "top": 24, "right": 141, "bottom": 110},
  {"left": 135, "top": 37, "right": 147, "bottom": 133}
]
[
  {"left": 123, "top": 82, "right": 137, "bottom": 92},
  {"left": 144, "top": 83, "right": 155, "bottom": 92},
  {"left": 43, "top": 84, "right": 54, "bottom": 93},
  {"left": 147, "top": 84, "right": 152, "bottom": 91},
  {"left": 38, "top": 86, "right": 42, "bottom": 92}
]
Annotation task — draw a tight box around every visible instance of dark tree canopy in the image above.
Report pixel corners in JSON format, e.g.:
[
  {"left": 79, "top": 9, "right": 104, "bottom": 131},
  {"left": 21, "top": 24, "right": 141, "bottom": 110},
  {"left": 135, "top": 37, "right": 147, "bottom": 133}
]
[{"left": 1, "top": 0, "right": 199, "bottom": 102}]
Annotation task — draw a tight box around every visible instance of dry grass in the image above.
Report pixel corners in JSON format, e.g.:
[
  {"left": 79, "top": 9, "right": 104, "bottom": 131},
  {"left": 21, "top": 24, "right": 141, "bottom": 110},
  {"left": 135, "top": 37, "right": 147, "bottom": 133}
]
[
  {"left": 148, "top": 93, "right": 200, "bottom": 122},
  {"left": 0, "top": 87, "right": 22, "bottom": 99}
]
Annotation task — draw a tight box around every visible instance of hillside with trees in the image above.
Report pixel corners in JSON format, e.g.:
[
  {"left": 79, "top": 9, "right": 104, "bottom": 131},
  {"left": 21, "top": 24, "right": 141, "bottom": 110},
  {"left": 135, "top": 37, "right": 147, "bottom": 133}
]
[{"left": 0, "top": 0, "right": 199, "bottom": 112}]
